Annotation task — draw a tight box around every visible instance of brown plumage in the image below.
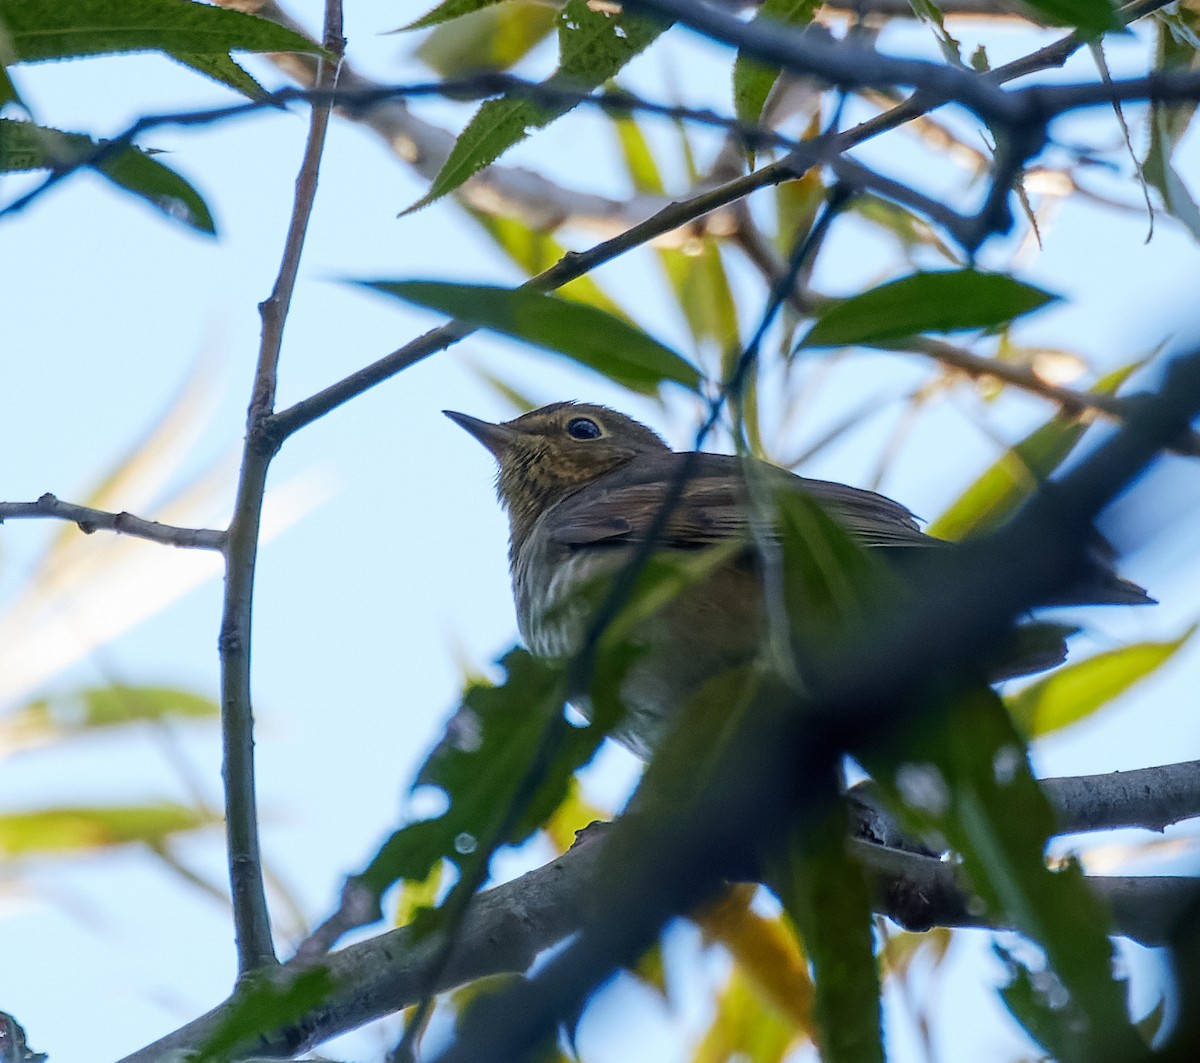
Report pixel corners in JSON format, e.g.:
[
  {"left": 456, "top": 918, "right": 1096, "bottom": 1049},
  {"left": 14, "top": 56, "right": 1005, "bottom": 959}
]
[{"left": 447, "top": 402, "right": 1152, "bottom": 756}]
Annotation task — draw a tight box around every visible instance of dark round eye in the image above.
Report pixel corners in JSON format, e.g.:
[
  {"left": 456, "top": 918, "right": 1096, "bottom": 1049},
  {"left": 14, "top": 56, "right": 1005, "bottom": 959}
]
[{"left": 566, "top": 417, "right": 602, "bottom": 440}]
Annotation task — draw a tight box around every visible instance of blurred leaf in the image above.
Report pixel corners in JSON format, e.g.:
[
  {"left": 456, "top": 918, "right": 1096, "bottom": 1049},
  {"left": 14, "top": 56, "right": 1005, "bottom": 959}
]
[
  {"left": 995, "top": 943, "right": 1082, "bottom": 1061},
  {"left": 392, "top": 862, "right": 446, "bottom": 928},
  {"left": 541, "top": 777, "right": 607, "bottom": 854},
  {"left": 769, "top": 808, "right": 882, "bottom": 1063},
  {"left": 611, "top": 106, "right": 666, "bottom": 195},
  {"left": 2, "top": 684, "right": 217, "bottom": 751},
  {"left": 194, "top": 968, "right": 334, "bottom": 1063},
  {"left": 732, "top": 0, "right": 820, "bottom": 128},
  {"left": 360, "top": 280, "right": 701, "bottom": 394},
  {"left": 868, "top": 688, "right": 1144, "bottom": 1062},
  {"left": 409, "top": 0, "right": 667, "bottom": 210},
  {"left": 1007, "top": 626, "right": 1195, "bottom": 738},
  {"left": 929, "top": 359, "right": 1142, "bottom": 540},
  {"left": 359, "top": 648, "right": 571, "bottom": 892},
  {"left": 1144, "top": 106, "right": 1200, "bottom": 241},
  {"left": 0, "top": 119, "right": 215, "bottom": 233},
  {"left": 628, "top": 940, "right": 668, "bottom": 1000},
  {"left": 850, "top": 193, "right": 960, "bottom": 262},
  {"left": 0, "top": 803, "right": 215, "bottom": 856},
  {"left": 695, "top": 886, "right": 815, "bottom": 1033},
  {"left": 693, "top": 966, "right": 801, "bottom": 1063},
  {"left": 799, "top": 271, "right": 1057, "bottom": 349},
  {"left": 611, "top": 111, "right": 739, "bottom": 366},
  {"left": 881, "top": 926, "right": 953, "bottom": 979},
  {"left": 416, "top": 1, "right": 557, "bottom": 76},
  {"left": 0, "top": 0, "right": 320, "bottom": 97},
  {"left": 467, "top": 209, "right": 630, "bottom": 319},
  {"left": 1020, "top": 0, "right": 1119, "bottom": 34},
  {"left": 398, "top": 0, "right": 509, "bottom": 32}
]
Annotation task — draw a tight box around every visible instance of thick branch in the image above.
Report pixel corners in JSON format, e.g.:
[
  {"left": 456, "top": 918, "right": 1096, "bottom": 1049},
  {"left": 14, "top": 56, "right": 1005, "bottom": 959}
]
[
  {"left": 1046, "top": 760, "right": 1200, "bottom": 835},
  {"left": 117, "top": 819, "right": 1199, "bottom": 1060},
  {"left": 0, "top": 493, "right": 225, "bottom": 550}
]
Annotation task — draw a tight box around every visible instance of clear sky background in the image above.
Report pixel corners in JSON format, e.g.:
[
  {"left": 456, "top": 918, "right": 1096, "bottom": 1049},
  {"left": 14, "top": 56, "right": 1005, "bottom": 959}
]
[{"left": 3, "top": 2, "right": 1200, "bottom": 1061}]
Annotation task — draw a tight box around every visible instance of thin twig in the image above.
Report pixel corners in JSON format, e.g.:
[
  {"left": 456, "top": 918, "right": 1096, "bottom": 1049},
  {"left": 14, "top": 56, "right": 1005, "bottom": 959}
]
[
  {"left": 218, "top": 0, "right": 344, "bottom": 979},
  {"left": 0, "top": 493, "right": 225, "bottom": 550}
]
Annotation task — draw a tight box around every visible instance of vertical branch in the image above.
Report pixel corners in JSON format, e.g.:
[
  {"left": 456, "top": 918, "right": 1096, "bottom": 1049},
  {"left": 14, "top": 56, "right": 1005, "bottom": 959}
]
[{"left": 219, "top": 0, "right": 345, "bottom": 978}]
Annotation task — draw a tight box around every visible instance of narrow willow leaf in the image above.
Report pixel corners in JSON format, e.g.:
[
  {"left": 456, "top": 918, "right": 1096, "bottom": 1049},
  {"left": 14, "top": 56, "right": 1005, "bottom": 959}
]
[
  {"left": 173, "top": 50, "right": 264, "bottom": 99},
  {"left": 731, "top": 0, "right": 820, "bottom": 127},
  {"left": 694, "top": 889, "right": 815, "bottom": 1034},
  {"left": 397, "top": 0, "right": 508, "bottom": 33},
  {"left": 409, "top": 0, "right": 667, "bottom": 211},
  {"left": 0, "top": 118, "right": 215, "bottom": 232},
  {"left": 799, "top": 270, "right": 1057, "bottom": 349},
  {"left": 467, "top": 209, "right": 630, "bottom": 319},
  {"left": 3, "top": 685, "right": 218, "bottom": 747},
  {"left": 611, "top": 107, "right": 666, "bottom": 195},
  {"left": 930, "top": 359, "right": 1142, "bottom": 540},
  {"left": 415, "top": 1, "right": 556, "bottom": 76},
  {"left": 770, "top": 809, "right": 883, "bottom": 1063},
  {"left": 0, "top": 0, "right": 320, "bottom": 64},
  {"left": 1007, "top": 626, "right": 1195, "bottom": 738},
  {"left": 1020, "top": 0, "right": 1120, "bottom": 35},
  {"left": 692, "top": 967, "right": 803, "bottom": 1063},
  {"left": 0, "top": 804, "right": 215, "bottom": 855},
  {"left": 360, "top": 280, "right": 701, "bottom": 394}
]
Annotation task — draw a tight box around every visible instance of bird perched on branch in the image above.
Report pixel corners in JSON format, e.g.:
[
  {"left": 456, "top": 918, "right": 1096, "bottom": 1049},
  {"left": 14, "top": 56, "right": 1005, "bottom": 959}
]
[{"left": 446, "top": 401, "right": 1152, "bottom": 758}]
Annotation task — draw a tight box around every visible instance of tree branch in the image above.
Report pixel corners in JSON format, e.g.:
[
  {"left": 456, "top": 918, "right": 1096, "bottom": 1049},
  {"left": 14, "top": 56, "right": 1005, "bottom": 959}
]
[
  {"left": 117, "top": 790, "right": 1200, "bottom": 1061},
  {"left": 0, "top": 493, "right": 225, "bottom": 550},
  {"left": 218, "top": 0, "right": 343, "bottom": 979}
]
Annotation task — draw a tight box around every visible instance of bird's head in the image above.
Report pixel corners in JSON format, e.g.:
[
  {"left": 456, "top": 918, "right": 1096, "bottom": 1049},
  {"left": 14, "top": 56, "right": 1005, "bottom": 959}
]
[{"left": 445, "top": 402, "right": 669, "bottom": 545}]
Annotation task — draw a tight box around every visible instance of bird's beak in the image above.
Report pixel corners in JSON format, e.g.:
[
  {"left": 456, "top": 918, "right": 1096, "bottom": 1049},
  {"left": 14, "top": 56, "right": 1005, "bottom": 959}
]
[{"left": 443, "top": 410, "right": 518, "bottom": 460}]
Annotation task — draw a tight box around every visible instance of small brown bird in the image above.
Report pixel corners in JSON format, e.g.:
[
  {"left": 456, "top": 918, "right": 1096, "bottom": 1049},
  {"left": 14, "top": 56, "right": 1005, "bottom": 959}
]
[{"left": 447, "top": 402, "right": 1151, "bottom": 757}]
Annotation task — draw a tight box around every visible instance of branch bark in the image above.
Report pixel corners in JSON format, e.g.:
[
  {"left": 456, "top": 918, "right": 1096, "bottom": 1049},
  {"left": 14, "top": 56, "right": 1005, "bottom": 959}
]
[
  {"left": 0, "top": 493, "right": 225, "bottom": 550},
  {"left": 118, "top": 760, "right": 1200, "bottom": 1060}
]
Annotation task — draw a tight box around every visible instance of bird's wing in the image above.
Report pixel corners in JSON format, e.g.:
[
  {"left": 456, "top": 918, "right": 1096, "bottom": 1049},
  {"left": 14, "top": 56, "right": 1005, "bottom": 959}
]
[{"left": 546, "top": 453, "right": 933, "bottom": 551}]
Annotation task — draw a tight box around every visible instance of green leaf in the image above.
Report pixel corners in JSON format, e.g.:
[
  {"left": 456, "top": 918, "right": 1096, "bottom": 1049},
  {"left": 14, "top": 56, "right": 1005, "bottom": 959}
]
[
  {"left": 1020, "top": 0, "right": 1120, "bottom": 35},
  {"left": 359, "top": 648, "right": 573, "bottom": 892},
  {"left": 0, "top": 0, "right": 319, "bottom": 63},
  {"left": 732, "top": 0, "right": 820, "bottom": 128},
  {"left": 930, "top": 359, "right": 1142, "bottom": 540},
  {"left": 172, "top": 50, "right": 265, "bottom": 99},
  {"left": 693, "top": 967, "right": 802, "bottom": 1063},
  {"left": 409, "top": 0, "right": 668, "bottom": 210},
  {"left": 769, "top": 806, "right": 882, "bottom": 1063},
  {"left": 0, "top": 804, "right": 215, "bottom": 856},
  {"left": 415, "top": 1, "right": 557, "bottom": 76},
  {"left": 0, "top": 118, "right": 215, "bottom": 232},
  {"left": 995, "top": 943, "right": 1082, "bottom": 1061},
  {"left": 398, "top": 0, "right": 509, "bottom": 32},
  {"left": 466, "top": 208, "right": 630, "bottom": 320},
  {"left": 360, "top": 279, "right": 701, "bottom": 394},
  {"left": 1007, "top": 626, "right": 1195, "bottom": 738},
  {"left": 867, "top": 689, "right": 1145, "bottom": 1062},
  {"left": 799, "top": 270, "right": 1057, "bottom": 349},
  {"left": 611, "top": 106, "right": 666, "bottom": 195},
  {"left": 3, "top": 684, "right": 217, "bottom": 747},
  {"left": 850, "top": 193, "right": 960, "bottom": 262},
  {"left": 194, "top": 968, "right": 334, "bottom": 1063}
]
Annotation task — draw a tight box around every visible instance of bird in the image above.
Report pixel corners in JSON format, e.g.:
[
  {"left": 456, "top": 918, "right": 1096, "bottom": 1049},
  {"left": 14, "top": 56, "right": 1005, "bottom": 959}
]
[{"left": 446, "top": 401, "right": 1152, "bottom": 758}]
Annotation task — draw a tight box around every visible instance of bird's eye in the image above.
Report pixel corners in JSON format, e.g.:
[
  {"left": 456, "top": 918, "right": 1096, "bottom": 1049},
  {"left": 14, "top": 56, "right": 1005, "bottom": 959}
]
[{"left": 566, "top": 417, "right": 602, "bottom": 440}]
